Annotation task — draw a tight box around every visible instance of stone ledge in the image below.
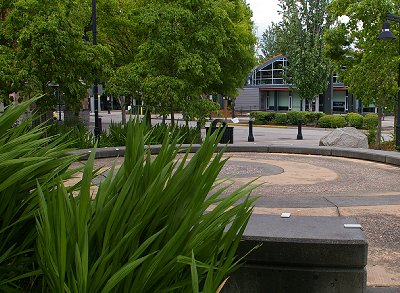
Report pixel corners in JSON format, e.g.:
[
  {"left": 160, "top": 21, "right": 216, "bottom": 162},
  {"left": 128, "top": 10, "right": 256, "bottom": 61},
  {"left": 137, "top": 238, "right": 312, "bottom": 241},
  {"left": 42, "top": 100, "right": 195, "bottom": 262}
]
[
  {"left": 385, "top": 152, "right": 400, "bottom": 165},
  {"left": 71, "top": 143, "right": 400, "bottom": 167},
  {"left": 331, "top": 148, "right": 387, "bottom": 163},
  {"left": 238, "top": 215, "right": 368, "bottom": 268},
  {"left": 224, "top": 214, "right": 368, "bottom": 293},
  {"left": 267, "top": 145, "right": 332, "bottom": 156},
  {"left": 224, "top": 265, "right": 367, "bottom": 293}
]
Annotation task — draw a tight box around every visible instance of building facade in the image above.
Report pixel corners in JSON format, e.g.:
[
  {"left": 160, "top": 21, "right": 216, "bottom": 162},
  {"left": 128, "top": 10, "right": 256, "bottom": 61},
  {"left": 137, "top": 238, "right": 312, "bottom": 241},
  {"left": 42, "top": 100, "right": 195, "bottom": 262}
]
[{"left": 235, "top": 55, "right": 375, "bottom": 114}]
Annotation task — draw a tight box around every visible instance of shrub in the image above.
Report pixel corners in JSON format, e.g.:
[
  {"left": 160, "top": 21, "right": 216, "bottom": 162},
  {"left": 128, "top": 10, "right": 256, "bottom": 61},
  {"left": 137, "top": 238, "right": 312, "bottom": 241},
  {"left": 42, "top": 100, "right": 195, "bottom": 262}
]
[
  {"left": 318, "top": 115, "right": 346, "bottom": 128},
  {"left": 148, "top": 124, "right": 201, "bottom": 144},
  {"left": 331, "top": 115, "right": 346, "bottom": 128},
  {"left": 367, "top": 127, "right": 377, "bottom": 145},
  {"left": 273, "top": 113, "right": 288, "bottom": 125},
  {"left": 47, "top": 120, "right": 201, "bottom": 148},
  {"left": 263, "top": 112, "right": 277, "bottom": 124},
  {"left": 36, "top": 118, "right": 257, "bottom": 292},
  {"left": 249, "top": 111, "right": 264, "bottom": 122},
  {"left": 363, "top": 113, "right": 378, "bottom": 146},
  {"left": 250, "top": 112, "right": 276, "bottom": 125},
  {"left": 0, "top": 97, "right": 79, "bottom": 290},
  {"left": 104, "top": 121, "right": 128, "bottom": 146},
  {"left": 47, "top": 121, "right": 95, "bottom": 149},
  {"left": 318, "top": 115, "right": 333, "bottom": 128},
  {"left": 302, "top": 112, "right": 325, "bottom": 125},
  {"left": 363, "top": 113, "right": 379, "bottom": 129},
  {"left": 380, "top": 135, "right": 396, "bottom": 151},
  {"left": 346, "top": 113, "right": 363, "bottom": 128},
  {"left": 286, "top": 111, "right": 302, "bottom": 125}
]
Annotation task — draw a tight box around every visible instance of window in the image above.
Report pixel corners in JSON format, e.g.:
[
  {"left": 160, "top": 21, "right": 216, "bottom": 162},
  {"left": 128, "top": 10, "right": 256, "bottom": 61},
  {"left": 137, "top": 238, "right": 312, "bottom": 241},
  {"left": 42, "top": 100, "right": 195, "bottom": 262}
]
[
  {"left": 248, "top": 56, "right": 289, "bottom": 86},
  {"left": 333, "top": 73, "right": 340, "bottom": 84}
]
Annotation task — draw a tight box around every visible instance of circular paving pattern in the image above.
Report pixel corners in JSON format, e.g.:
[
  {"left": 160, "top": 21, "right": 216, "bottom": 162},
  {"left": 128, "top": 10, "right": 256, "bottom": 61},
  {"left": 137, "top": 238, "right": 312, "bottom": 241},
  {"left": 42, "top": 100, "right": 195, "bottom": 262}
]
[
  {"left": 222, "top": 153, "right": 400, "bottom": 198},
  {"left": 89, "top": 152, "right": 400, "bottom": 287},
  {"left": 219, "top": 159, "right": 284, "bottom": 178}
]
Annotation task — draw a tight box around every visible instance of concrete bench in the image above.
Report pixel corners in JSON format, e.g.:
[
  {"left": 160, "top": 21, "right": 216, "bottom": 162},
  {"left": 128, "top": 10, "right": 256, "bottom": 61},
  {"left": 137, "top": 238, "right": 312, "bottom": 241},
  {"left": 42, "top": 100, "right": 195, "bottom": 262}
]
[{"left": 224, "top": 215, "right": 368, "bottom": 293}]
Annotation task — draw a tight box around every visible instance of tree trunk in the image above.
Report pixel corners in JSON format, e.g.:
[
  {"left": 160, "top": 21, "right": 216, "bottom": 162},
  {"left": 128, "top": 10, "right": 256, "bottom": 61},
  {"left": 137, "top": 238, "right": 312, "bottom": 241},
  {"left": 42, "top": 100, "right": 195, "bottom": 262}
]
[
  {"left": 170, "top": 97, "right": 175, "bottom": 126},
  {"left": 146, "top": 111, "right": 151, "bottom": 126},
  {"left": 377, "top": 107, "right": 383, "bottom": 149},
  {"left": 162, "top": 114, "right": 166, "bottom": 125},
  {"left": 119, "top": 96, "right": 126, "bottom": 125},
  {"left": 395, "top": 103, "right": 398, "bottom": 146}
]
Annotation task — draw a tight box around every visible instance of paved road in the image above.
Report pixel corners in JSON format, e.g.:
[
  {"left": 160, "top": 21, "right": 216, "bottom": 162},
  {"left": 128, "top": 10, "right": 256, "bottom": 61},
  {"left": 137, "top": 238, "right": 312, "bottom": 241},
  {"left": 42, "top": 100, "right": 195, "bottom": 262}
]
[{"left": 91, "top": 111, "right": 395, "bottom": 145}]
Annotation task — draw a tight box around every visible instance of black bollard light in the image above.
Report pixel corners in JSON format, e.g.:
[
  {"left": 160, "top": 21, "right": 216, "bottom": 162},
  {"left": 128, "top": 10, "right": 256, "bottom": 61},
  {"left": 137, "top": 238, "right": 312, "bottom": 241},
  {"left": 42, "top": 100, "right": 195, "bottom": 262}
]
[
  {"left": 297, "top": 118, "right": 303, "bottom": 140},
  {"left": 248, "top": 119, "right": 254, "bottom": 142}
]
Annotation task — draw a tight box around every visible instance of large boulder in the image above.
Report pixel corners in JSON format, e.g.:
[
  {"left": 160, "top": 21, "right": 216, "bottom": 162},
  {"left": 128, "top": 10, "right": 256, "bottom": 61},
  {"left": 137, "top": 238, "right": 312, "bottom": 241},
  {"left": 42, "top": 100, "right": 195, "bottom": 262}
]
[{"left": 319, "top": 127, "right": 369, "bottom": 148}]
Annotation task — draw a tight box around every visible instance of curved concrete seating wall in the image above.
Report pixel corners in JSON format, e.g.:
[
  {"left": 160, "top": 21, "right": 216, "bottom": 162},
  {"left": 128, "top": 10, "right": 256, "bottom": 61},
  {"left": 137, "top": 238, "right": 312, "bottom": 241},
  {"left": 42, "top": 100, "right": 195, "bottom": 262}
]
[{"left": 72, "top": 144, "right": 400, "bottom": 167}]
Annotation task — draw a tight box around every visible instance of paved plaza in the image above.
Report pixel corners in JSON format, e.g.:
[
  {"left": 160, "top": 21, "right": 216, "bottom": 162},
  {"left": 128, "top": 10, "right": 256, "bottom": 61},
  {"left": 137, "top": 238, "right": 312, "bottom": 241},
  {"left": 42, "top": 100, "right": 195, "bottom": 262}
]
[{"left": 86, "top": 111, "right": 400, "bottom": 290}]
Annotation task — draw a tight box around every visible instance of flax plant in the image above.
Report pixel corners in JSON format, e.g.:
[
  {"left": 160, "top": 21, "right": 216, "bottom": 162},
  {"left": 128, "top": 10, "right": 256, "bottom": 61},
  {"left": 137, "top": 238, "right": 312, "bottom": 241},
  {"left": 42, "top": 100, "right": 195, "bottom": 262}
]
[
  {"left": 0, "top": 98, "right": 80, "bottom": 292},
  {"left": 36, "top": 118, "right": 257, "bottom": 292}
]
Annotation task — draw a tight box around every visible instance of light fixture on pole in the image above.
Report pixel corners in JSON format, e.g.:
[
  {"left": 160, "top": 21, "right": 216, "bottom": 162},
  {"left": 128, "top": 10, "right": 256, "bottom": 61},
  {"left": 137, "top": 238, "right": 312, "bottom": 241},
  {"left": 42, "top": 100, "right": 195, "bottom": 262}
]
[
  {"left": 83, "top": 0, "right": 100, "bottom": 136},
  {"left": 47, "top": 82, "right": 61, "bottom": 121},
  {"left": 378, "top": 12, "right": 400, "bottom": 150}
]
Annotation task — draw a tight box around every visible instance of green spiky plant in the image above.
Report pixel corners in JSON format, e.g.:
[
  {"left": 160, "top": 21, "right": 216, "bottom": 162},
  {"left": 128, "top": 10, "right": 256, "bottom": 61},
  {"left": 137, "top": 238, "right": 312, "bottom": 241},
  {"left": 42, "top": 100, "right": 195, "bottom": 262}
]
[
  {"left": 0, "top": 98, "right": 81, "bottom": 292},
  {"left": 36, "top": 117, "right": 257, "bottom": 292}
]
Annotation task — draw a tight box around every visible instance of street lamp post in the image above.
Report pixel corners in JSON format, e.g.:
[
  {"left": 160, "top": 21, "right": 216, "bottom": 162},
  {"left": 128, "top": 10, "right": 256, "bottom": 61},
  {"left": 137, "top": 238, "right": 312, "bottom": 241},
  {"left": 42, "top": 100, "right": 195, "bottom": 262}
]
[
  {"left": 378, "top": 12, "right": 400, "bottom": 149},
  {"left": 48, "top": 82, "right": 60, "bottom": 121},
  {"left": 91, "top": 0, "right": 101, "bottom": 137},
  {"left": 83, "top": 0, "right": 100, "bottom": 136},
  {"left": 58, "top": 92, "right": 62, "bottom": 121}
]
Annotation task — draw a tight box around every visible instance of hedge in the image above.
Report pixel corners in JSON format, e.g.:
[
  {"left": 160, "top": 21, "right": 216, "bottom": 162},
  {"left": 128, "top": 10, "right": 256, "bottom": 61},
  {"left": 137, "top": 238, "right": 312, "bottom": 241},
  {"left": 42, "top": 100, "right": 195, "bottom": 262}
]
[
  {"left": 317, "top": 115, "right": 346, "bottom": 128},
  {"left": 346, "top": 112, "right": 364, "bottom": 128},
  {"left": 302, "top": 112, "right": 325, "bottom": 125},
  {"left": 273, "top": 113, "right": 288, "bottom": 125},
  {"left": 249, "top": 111, "right": 377, "bottom": 129},
  {"left": 286, "top": 111, "right": 302, "bottom": 125},
  {"left": 363, "top": 113, "right": 378, "bottom": 129},
  {"left": 250, "top": 111, "right": 276, "bottom": 124}
]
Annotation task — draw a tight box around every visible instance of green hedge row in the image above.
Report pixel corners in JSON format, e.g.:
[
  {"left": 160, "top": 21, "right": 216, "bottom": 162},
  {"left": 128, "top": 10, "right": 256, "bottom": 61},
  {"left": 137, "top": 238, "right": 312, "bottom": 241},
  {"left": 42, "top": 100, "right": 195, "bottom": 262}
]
[
  {"left": 47, "top": 121, "right": 201, "bottom": 149},
  {"left": 249, "top": 111, "right": 378, "bottom": 129},
  {"left": 250, "top": 111, "right": 325, "bottom": 126}
]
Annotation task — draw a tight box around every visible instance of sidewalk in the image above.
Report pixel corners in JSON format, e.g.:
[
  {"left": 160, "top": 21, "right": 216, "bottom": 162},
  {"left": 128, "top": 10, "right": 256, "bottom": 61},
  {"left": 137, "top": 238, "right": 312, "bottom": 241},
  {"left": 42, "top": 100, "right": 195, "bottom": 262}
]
[{"left": 90, "top": 111, "right": 395, "bottom": 146}]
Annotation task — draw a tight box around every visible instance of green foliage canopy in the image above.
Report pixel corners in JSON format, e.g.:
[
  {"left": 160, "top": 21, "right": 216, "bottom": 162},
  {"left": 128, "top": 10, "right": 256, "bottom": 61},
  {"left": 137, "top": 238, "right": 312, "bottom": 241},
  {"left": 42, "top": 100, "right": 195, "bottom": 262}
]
[
  {"left": 275, "top": 0, "right": 333, "bottom": 101},
  {"left": 107, "top": 0, "right": 256, "bottom": 118},
  {"left": 259, "top": 23, "right": 281, "bottom": 61},
  {"left": 1, "top": 0, "right": 113, "bottom": 112},
  {"left": 325, "top": 0, "right": 397, "bottom": 109}
]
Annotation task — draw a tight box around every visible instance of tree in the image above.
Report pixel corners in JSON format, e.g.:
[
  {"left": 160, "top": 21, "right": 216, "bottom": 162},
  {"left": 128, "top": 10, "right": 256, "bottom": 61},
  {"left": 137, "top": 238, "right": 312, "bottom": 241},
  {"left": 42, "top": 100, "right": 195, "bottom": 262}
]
[
  {"left": 259, "top": 23, "right": 281, "bottom": 61},
  {"left": 0, "top": 1, "right": 27, "bottom": 103},
  {"left": 1, "top": 0, "right": 113, "bottom": 113},
  {"left": 276, "top": 0, "right": 332, "bottom": 109},
  {"left": 325, "top": 0, "right": 397, "bottom": 145},
  {"left": 106, "top": 0, "right": 256, "bottom": 125}
]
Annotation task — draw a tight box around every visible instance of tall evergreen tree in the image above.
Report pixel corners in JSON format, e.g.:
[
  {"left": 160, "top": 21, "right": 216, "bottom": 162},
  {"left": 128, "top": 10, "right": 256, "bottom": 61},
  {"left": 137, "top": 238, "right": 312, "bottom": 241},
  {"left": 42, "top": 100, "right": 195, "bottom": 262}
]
[
  {"left": 276, "top": 0, "right": 332, "bottom": 109},
  {"left": 260, "top": 23, "right": 281, "bottom": 61}
]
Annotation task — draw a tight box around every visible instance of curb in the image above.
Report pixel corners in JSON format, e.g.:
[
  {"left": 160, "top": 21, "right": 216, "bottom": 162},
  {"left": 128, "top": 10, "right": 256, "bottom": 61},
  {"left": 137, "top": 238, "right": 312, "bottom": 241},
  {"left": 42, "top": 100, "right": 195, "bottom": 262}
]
[
  {"left": 226, "top": 123, "right": 288, "bottom": 128},
  {"left": 70, "top": 144, "right": 400, "bottom": 167}
]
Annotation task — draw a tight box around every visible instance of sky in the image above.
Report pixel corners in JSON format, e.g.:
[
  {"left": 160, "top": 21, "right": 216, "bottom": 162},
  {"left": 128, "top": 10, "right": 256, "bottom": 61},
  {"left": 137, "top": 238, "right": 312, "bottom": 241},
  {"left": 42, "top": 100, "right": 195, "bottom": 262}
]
[{"left": 246, "top": 0, "right": 282, "bottom": 38}]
